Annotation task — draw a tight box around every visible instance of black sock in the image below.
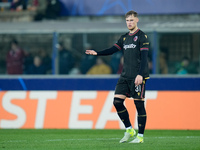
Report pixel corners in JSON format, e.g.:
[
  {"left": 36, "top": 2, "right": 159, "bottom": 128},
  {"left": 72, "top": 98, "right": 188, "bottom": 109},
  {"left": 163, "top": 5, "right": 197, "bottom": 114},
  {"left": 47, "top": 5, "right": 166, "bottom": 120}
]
[
  {"left": 113, "top": 98, "right": 131, "bottom": 128},
  {"left": 134, "top": 100, "right": 147, "bottom": 134},
  {"left": 138, "top": 116, "right": 146, "bottom": 134}
]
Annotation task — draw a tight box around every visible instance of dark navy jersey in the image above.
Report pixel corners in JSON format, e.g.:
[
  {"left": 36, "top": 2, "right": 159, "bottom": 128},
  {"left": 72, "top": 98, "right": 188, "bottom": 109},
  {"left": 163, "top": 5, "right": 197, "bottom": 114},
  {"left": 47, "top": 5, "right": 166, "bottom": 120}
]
[{"left": 114, "top": 29, "right": 149, "bottom": 79}]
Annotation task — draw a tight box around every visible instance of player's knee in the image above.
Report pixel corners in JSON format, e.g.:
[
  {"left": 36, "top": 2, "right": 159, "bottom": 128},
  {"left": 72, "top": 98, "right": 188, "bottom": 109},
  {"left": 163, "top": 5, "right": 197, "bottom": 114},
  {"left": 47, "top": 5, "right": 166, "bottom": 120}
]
[
  {"left": 134, "top": 100, "right": 144, "bottom": 108},
  {"left": 113, "top": 97, "right": 125, "bottom": 111},
  {"left": 134, "top": 100, "right": 146, "bottom": 115}
]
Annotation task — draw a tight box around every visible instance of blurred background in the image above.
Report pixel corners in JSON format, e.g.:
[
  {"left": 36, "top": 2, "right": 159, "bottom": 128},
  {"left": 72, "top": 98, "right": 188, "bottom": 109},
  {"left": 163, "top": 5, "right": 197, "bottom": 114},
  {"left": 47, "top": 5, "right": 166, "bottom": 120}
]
[
  {"left": 0, "top": 0, "right": 200, "bottom": 76},
  {"left": 0, "top": 0, "right": 200, "bottom": 130}
]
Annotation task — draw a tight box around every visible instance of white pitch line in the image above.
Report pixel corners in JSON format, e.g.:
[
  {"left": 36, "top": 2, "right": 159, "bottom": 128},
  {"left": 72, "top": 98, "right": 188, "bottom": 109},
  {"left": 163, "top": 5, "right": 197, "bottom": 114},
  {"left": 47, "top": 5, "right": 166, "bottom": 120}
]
[
  {"left": 46, "top": 138, "right": 120, "bottom": 142},
  {"left": 3, "top": 138, "right": 120, "bottom": 143},
  {"left": 6, "top": 140, "right": 27, "bottom": 143},
  {"left": 3, "top": 136, "right": 200, "bottom": 143},
  {"left": 152, "top": 136, "right": 200, "bottom": 139}
]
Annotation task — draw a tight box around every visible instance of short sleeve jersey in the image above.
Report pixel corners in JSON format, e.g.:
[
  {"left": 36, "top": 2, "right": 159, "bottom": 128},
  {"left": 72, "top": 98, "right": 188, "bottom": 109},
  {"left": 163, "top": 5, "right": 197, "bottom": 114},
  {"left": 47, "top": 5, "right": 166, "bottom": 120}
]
[{"left": 114, "top": 29, "right": 149, "bottom": 79}]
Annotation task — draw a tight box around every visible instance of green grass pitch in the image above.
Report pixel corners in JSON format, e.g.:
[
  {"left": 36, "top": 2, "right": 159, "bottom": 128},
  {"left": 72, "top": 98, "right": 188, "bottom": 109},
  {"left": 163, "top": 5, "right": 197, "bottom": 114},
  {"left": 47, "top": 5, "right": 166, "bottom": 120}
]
[{"left": 0, "top": 129, "right": 200, "bottom": 150}]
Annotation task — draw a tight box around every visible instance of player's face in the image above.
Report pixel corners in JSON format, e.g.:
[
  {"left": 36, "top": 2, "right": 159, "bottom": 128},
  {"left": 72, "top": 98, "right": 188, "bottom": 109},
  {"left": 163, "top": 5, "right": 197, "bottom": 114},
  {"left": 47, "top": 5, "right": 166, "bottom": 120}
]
[{"left": 126, "top": 15, "right": 138, "bottom": 31}]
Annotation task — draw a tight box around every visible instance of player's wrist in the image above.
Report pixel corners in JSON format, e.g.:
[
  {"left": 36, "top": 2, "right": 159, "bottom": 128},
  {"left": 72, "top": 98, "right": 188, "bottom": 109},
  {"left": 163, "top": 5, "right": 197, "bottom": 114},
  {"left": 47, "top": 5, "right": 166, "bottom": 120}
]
[{"left": 138, "top": 73, "right": 143, "bottom": 77}]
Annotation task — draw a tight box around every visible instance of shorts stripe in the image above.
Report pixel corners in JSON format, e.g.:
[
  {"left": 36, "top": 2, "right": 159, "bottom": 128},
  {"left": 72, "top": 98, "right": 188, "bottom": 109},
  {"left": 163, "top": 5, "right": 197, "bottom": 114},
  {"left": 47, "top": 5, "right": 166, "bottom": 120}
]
[{"left": 141, "top": 83, "right": 145, "bottom": 99}]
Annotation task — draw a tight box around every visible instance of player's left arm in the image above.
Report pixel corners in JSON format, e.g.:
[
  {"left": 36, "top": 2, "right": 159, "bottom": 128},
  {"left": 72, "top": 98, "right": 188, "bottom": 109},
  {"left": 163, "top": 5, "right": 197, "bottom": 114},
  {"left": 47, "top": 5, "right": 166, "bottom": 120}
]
[{"left": 135, "top": 34, "right": 149, "bottom": 86}]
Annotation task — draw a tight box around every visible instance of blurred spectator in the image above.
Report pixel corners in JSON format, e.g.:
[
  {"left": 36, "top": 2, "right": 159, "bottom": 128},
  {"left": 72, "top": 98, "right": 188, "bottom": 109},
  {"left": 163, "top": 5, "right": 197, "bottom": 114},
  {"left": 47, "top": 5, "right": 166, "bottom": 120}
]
[
  {"left": 39, "top": 49, "right": 52, "bottom": 74},
  {"left": 10, "top": 0, "right": 22, "bottom": 11},
  {"left": 176, "top": 56, "right": 198, "bottom": 75},
  {"left": 159, "top": 49, "right": 168, "bottom": 74},
  {"left": 6, "top": 39, "right": 25, "bottom": 74},
  {"left": 79, "top": 43, "right": 97, "bottom": 74},
  {"left": 69, "top": 62, "right": 81, "bottom": 75},
  {"left": 23, "top": 51, "right": 33, "bottom": 74},
  {"left": 109, "top": 51, "right": 123, "bottom": 74},
  {"left": 148, "top": 60, "right": 153, "bottom": 74},
  {"left": 45, "top": 0, "right": 60, "bottom": 19},
  {"left": 34, "top": 0, "right": 61, "bottom": 21},
  {"left": 10, "top": 0, "right": 27, "bottom": 11},
  {"left": 87, "top": 57, "right": 111, "bottom": 75},
  {"left": 26, "top": 0, "right": 38, "bottom": 10},
  {"left": 58, "top": 42, "right": 75, "bottom": 74},
  {"left": 28, "top": 0, "right": 45, "bottom": 14},
  {"left": 26, "top": 55, "right": 46, "bottom": 74}
]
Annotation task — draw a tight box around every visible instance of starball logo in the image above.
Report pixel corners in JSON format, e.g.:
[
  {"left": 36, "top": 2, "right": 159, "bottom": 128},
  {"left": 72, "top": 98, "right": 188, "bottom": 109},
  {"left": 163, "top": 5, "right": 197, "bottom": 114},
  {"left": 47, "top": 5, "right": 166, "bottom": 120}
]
[{"left": 123, "top": 44, "right": 136, "bottom": 50}]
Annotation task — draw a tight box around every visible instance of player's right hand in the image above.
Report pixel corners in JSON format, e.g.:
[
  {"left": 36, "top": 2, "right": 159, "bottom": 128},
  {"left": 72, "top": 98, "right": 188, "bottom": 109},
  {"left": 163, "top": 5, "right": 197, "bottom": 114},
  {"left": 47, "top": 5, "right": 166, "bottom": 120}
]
[{"left": 85, "top": 50, "right": 97, "bottom": 55}]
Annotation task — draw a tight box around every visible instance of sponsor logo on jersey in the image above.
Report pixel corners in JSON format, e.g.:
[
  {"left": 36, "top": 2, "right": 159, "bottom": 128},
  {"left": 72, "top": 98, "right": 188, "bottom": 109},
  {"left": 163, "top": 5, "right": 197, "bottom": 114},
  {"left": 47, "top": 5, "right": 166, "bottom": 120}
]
[
  {"left": 134, "top": 36, "right": 138, "bottom": 42},
  {"left": 123, "top": 44, "right": 136, "bottom": 50}
]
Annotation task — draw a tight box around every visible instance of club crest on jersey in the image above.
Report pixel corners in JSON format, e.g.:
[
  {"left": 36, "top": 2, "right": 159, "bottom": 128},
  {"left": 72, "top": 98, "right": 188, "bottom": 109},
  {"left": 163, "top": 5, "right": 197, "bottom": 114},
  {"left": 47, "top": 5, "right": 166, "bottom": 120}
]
[{"left": 134, "top": 36, "right": 138, "bottom": 42}]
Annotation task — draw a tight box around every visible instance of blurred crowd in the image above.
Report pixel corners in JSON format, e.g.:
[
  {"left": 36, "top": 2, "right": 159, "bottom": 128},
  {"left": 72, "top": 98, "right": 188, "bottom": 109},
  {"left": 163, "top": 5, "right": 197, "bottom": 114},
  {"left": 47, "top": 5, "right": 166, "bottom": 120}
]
[
  {"left": 5, "top": 38, "right": 198, "bottom": 75},
  {"left": 0, "top": 0, "right": 61, "bottom": 21},
  {"left": 6, "top": 39, "right": 52, "bottom": 75},
  {"left": 5, "top": 39, "right": 125, "bottom": 75},
  {"left": 1, "top": 1, "right": 199, "bottom": 75}
]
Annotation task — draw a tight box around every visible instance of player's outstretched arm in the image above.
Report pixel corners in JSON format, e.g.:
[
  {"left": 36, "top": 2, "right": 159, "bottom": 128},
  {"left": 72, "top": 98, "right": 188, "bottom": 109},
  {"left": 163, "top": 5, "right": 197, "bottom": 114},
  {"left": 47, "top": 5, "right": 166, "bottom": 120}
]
[
  {"left": 86, "top": 46, "right": 119, "bottom": 56},
  {"left": 85, "top": 50, "right": 97, "bottom": 55}
]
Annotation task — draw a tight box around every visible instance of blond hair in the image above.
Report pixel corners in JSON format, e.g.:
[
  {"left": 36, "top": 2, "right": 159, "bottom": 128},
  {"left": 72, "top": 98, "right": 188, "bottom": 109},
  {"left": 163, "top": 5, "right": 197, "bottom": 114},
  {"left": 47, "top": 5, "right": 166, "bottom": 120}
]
[{"left": 125, "top": 10, "right": 138, "bottom": 18}]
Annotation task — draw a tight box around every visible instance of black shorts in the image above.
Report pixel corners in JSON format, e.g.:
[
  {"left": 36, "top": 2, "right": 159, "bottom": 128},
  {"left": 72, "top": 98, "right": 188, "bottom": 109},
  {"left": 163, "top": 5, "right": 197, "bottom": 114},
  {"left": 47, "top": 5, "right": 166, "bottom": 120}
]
[{"left": 114, "top": 77, "right": 147, "bottom": 99}]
